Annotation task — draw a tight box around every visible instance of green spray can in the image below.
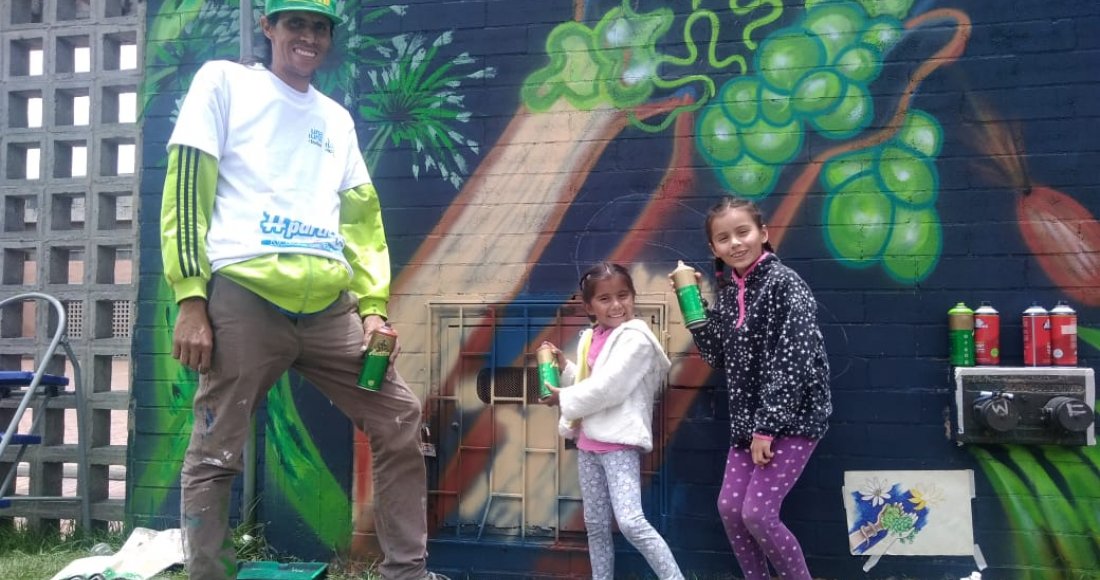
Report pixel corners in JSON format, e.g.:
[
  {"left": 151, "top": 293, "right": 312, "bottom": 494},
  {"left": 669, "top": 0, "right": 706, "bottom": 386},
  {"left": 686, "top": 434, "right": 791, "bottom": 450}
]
[
  {"left": 948, "top": 302, "right": 975, "bottom": 367},
  {"left": 671, "top": 260, "right": 707, "bottom": 329},
  {"left": 358, "top": 325, "right": 397, "bottom": 391},
  {"left": 536, "top": 344, "right": 559, "bottom": 400}
]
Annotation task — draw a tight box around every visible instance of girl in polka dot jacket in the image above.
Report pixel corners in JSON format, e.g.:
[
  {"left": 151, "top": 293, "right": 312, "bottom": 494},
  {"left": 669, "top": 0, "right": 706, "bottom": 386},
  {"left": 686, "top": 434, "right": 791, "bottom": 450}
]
[{"left": 687, "top": 196, "right": 831, "bottom": 580}]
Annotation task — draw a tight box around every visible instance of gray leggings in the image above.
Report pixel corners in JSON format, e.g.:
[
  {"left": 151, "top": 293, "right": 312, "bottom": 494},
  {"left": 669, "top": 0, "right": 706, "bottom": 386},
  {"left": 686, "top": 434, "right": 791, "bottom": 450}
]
[{"left": 578, "top": 449, "right": 684, "bottom": 580}]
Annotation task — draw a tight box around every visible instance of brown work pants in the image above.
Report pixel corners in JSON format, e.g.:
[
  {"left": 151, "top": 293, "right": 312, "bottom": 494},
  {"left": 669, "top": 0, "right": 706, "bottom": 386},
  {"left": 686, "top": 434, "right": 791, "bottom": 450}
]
[{"left": 180, "top": 275, "right": 428, "bottom": 579}]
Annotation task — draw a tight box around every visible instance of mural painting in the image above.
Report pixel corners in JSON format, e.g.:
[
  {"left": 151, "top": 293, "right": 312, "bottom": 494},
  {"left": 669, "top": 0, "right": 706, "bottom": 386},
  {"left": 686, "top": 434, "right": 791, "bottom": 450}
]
[
  {"left": 843, "top": 470, "right": 976, "bottom": 563},
  {"left": 133, "top": 0, "right": 1100, "bottom": 577}
]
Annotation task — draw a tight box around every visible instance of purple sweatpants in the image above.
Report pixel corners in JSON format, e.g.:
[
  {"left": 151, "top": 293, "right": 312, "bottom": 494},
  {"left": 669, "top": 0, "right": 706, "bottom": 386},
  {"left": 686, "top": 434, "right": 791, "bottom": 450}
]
[{"left": 717, "top": 436, "right": 817, "bottom": 580}]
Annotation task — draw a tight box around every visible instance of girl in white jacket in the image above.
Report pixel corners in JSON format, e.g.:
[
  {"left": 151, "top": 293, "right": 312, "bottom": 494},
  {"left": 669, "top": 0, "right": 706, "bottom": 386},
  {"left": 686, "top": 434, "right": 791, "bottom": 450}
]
[{"left": 542, "top": 262, "right": 684, "bottom": 580}]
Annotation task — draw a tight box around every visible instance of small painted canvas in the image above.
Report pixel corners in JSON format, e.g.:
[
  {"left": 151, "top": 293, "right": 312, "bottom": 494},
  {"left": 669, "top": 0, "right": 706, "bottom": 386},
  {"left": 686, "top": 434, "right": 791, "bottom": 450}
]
[{"left": 843, "top": 470, "right": 975, "bottom": 557}]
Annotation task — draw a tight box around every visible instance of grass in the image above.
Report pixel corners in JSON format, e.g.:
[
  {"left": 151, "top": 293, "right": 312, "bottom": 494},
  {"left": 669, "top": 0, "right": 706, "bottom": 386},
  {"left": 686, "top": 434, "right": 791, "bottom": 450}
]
[
  {"left": 0, "top": 524, "right": 769, "bottom": 580},
  {"left": 0, "top": 525, "right": 152, "bottom": 580},
  {"left": 0, "top": 523, "right": 378, "bottom": 580},
  {"left": 0, "top": 524, "right": 848, "bottom": 580}
]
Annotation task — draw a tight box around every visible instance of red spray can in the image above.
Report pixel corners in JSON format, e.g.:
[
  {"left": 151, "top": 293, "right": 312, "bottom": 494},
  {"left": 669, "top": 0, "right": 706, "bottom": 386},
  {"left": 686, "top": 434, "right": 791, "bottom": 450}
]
[
  {"left": 974, "top": 302, "right": 1000, "bottom": 366},
  {"left": 1022, "top": 302, "right": 1051, "bottom": 367},
  {"left": 1049, "top": 301, "right": 1078, "bottom": 366}
]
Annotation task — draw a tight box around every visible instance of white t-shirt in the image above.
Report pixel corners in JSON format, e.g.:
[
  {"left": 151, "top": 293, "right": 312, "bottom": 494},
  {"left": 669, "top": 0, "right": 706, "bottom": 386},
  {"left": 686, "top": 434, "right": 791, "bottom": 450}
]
[{"left": 168, "top": 60, "right": 372, "bottom": 273}]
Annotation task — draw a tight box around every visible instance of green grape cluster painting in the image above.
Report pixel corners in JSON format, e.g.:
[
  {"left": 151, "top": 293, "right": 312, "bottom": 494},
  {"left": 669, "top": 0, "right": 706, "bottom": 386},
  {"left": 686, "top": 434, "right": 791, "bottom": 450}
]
[
  {"left": 820, "top": 110, "right": 943, "bottom": 282},
  {"left": 697, "top": 1, "right": 904, "bottom": 197},
  {"left": 521, "top": 0, "right": 960, "bottom": 284},
  {"left": 694, "top": 0, "right": 945, "bottom": 284}
]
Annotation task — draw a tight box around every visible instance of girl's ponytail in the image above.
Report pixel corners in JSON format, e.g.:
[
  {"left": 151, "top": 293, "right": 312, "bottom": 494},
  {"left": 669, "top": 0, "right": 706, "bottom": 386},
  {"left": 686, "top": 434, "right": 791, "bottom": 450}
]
[{"left": 714, "top": 256, "right": 729, "bottom": 288}]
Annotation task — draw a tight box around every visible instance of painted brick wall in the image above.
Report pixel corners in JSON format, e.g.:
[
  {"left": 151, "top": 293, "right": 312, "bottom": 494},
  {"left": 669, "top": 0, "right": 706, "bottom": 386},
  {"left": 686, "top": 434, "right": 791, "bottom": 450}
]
[{"left": 134, "top": 1, "right": 1100, "bottom": 578}]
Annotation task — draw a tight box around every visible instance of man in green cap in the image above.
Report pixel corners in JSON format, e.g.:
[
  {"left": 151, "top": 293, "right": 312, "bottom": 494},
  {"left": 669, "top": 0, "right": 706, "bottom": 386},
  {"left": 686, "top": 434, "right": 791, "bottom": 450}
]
[{"left": 160, "top": 1, "right": 446, "bottom": 578}]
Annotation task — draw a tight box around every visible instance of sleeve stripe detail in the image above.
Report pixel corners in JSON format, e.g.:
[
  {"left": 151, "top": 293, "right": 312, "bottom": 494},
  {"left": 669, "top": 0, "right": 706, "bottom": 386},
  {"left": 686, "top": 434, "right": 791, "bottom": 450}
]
[
  {"left": 187, "top": 146, "right": 201, "bottom": 277},
  {"left": 176, "top": 146, "right": 202, "bottom": 278}
]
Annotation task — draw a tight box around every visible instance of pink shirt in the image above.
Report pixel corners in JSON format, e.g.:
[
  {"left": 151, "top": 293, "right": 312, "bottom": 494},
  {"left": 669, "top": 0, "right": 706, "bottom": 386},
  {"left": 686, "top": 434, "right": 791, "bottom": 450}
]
[{"left": 576, "top": 324, "right": 637, "bottom": 453}]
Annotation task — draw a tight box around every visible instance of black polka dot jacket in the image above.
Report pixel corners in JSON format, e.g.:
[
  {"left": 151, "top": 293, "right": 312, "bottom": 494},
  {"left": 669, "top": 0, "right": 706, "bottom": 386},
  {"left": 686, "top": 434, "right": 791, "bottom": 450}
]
[{"left": 689, "top": 253, "right": 832, "bottom": 448}]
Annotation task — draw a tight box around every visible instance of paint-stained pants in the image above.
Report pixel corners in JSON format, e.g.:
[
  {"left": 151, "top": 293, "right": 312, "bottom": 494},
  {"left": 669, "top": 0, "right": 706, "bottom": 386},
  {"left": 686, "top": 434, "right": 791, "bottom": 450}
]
[
  {"left": 577, "top": 449, "right": 684, "bottom": 580},
  {"left": 717, "top": 437, "right": 817, "bottom": 580},
  {"left": 181, "top": 276, "right": 429, "bottom": 580}
]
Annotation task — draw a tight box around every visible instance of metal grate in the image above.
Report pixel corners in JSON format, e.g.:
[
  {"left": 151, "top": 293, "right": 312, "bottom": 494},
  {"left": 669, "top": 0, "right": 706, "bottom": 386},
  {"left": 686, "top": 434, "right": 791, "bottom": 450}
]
[
  {"left": 111, "top": 300, "right": 131, "bottom": 338},
  {"left": 65, "top": 300, "right": 84, "bottom": 339},
  {"left": 475, "top": 367, "right": 541, "bottom": 404},
  {"left": 427, "top": 301, "right": 667, "bottom": 542}
]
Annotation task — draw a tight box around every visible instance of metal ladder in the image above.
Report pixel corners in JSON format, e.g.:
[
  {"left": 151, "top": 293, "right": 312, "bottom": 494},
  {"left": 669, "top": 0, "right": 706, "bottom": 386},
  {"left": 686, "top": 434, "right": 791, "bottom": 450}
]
[{"left": 0, "top": 292, "right": 91, "bottom": 530}]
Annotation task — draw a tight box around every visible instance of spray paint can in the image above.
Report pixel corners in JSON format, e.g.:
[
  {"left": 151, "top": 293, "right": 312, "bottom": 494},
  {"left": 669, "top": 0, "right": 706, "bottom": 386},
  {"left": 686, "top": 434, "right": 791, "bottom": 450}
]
[
  {"left": 1049, "top": 301, "right": 1078, "bottom": 367},
  {"left": 948, "top": 302, "right": 975, "bottom": 367},
  {"left": 973, "top": 302, "right": 1000, "bottom": 366},
  {"left": 671, "top": 260, "right": 707, "bottom": 329},
  {"left": 357, "top": 325, "right": 397, "bottom": 391},
  {"left": 1022, "top": 302, "right": 1051, "bottom": 367},
  {"left": 536, "top": 344, "right": 559, "bottom": 400}
]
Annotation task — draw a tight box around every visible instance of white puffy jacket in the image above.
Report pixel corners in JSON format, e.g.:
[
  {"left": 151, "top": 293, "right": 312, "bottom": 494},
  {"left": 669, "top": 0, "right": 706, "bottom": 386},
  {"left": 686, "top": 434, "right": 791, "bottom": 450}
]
[{"left": 557, "top": 318, "right": 670, "bottom": 453}]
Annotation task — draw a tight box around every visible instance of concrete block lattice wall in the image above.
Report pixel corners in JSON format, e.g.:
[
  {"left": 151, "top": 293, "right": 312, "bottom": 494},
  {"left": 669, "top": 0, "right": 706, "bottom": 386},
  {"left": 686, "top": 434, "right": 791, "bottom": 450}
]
[{"left": 0, "top": 0, "right": 143, "bottom": 530}]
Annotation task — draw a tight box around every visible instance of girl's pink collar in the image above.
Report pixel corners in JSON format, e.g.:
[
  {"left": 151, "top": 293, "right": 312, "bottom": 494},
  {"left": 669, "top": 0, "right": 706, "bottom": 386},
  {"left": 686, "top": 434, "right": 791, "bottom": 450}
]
[
  {"left": 593, "top": 324, "right": 614, "bottom": 337},
  {"left": 730, "top": 252, "right": 772, "bottom": 281}
]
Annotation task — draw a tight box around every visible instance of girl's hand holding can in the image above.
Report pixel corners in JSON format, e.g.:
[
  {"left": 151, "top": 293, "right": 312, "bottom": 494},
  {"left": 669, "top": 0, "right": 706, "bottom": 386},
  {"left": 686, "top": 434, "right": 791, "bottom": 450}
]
[
  {"left": 540, "top": 383, "right": 561, "bottom": 406},
  {"left": 362, "top": 315, "right": 400, "bottom": 361},
  {"left": 540, "top": 341, "right": 565, "bottom": 367}
]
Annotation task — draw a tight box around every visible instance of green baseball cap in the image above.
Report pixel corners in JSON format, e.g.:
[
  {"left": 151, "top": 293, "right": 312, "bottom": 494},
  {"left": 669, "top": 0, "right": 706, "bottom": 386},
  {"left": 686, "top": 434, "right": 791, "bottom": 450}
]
[{"left": 264, "top": 0, "right": 342, "bottom": 25}]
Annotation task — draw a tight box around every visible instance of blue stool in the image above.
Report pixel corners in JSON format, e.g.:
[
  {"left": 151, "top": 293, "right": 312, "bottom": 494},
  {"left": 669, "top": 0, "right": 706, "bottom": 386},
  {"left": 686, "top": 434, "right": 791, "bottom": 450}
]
[{"left": 0, "top": 371, "right": 70, "bottom": 398}]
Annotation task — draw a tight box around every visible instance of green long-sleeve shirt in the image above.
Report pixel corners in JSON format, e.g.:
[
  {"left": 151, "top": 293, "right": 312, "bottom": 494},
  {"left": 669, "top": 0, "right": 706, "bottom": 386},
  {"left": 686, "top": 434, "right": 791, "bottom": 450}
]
[{"left": 160, "top": 144, "right": 391, "bottom": 318}]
